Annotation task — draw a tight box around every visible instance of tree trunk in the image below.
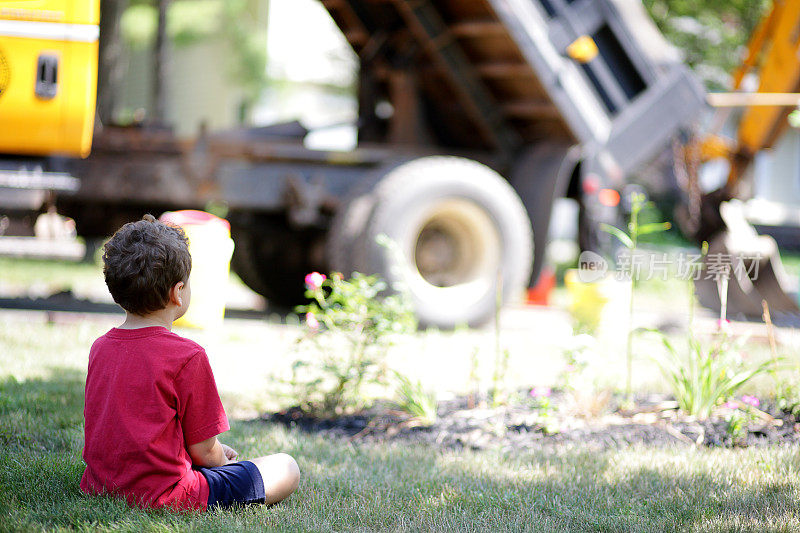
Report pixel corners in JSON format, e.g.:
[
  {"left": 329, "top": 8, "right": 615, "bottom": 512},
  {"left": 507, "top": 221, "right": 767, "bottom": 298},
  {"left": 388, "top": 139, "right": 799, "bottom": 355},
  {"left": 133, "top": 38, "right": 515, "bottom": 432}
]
[
  {"left": 96, "top": 0, "right": 127, "bottom": 126},
  {"left": 151, "top": 0, "right": 169, "bottom": 124}
]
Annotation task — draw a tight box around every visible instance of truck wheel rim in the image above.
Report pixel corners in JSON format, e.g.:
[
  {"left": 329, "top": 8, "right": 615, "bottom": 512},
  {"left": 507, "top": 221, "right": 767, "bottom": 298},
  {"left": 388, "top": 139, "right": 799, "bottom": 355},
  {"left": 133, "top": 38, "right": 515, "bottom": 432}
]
[{"left": 406, "top": 199, "right": 501, "bottom": 299}]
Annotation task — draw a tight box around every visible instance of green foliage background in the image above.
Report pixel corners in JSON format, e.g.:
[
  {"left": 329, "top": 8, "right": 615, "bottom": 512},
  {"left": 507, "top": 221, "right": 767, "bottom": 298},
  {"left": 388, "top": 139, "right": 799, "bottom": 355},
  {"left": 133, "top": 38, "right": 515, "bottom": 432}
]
[
  {"left": 643, "top": 0, "right": 771, "bottom": 89},
  {"left": 117, "top": 0, "right": 774, "bottom": 101},
  {"left": 120, "top": 0, "right": 268, "bottom": 105}
]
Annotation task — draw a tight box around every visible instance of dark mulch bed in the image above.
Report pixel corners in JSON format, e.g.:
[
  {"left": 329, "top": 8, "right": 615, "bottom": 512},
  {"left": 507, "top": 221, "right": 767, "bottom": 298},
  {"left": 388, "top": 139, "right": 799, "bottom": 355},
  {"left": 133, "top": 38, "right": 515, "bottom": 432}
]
[{"left": 264, "top": 392, "right": 800, "bottom": 452}]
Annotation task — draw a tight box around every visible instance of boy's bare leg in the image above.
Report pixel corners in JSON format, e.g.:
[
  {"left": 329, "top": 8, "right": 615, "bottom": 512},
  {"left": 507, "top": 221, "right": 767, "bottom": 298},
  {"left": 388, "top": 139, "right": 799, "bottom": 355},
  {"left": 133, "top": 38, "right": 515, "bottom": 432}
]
[{"left": 250, "top": 453, "right": 300, "bottom": 504}]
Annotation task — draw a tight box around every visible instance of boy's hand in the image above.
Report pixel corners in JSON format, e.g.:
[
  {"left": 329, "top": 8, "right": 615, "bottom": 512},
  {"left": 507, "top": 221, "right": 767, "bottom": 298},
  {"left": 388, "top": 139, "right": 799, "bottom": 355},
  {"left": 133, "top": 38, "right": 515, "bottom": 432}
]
[{"left": 221, "top": 443, "right": 239, "bottom": 464}]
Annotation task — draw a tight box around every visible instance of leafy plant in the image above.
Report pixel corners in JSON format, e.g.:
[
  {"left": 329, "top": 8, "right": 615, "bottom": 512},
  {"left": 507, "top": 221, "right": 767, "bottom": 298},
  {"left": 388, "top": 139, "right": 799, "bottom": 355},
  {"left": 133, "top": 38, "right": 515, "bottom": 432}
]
[
  {"left": 394, "top": 371, "right": 438, "bottom": 426},
  {"left": 557, "top": 334, "right": 611, "bottom": 418},
  {"left": 468, "top": 346, "right": 480, "bottom": 409},
  {"left": 724, "top": 397, "right": 761, "bottom": 445},
  {"left": 491, "top": 349, "right": 511, "bottom": 408},
  {"left": 527, "top": 387, "right": 560, "bottom": 434},
  {"left": 558, "top": 334, "right": 594, "bottom": 392},
  {"left": 724, "top": 408, "right": 749, "bottom": 444},
  {"left": 775, "top": 380, "right": 800, "bottom": 418},
  {"left": 491, "top": 274, "right": 510, "bottom": 407},
  {"left": 287, "top": 272, "right": 417, "bottom": 416},
  {"left": 648, "top": 331, "right": 778, "bottom": 420},
  {"left": 602, "top": 192, "right": 671, "bottom": 402},
  {"left": 761, "top": 300, "right": 800, "bottom": 417}
]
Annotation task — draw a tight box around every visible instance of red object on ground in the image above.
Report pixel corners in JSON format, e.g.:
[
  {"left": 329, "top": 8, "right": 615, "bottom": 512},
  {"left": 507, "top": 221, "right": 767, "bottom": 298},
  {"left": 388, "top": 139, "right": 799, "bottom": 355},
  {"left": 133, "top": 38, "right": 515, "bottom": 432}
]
[
  {"left": 81, "top": 327, "right": 229, "bottom": 511},
  {"left": 527, "top": 267, "right": 556, "bottom": 306}
]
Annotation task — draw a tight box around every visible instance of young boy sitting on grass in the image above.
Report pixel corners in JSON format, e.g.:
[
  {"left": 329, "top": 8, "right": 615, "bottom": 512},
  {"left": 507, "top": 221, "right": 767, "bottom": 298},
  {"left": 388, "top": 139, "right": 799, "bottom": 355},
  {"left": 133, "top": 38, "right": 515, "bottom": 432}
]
[{"left": 80, "top": 214, "right": 300, "bottom": 511}]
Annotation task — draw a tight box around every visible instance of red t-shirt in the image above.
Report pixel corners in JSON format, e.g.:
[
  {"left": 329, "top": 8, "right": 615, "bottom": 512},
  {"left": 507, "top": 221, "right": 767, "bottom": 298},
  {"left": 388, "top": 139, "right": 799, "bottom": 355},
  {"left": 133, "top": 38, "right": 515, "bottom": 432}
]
[{"left": 80, "top": 326, "right": 229, "bottom": 511}]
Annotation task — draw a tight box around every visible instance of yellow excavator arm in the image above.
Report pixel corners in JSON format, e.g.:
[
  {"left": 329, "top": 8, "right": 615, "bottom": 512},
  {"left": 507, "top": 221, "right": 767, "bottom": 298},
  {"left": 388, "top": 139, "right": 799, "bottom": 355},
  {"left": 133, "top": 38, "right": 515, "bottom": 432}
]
[
  {"left": 686, "top": 0, "right": 800, "bottom": 318},
  {"left": 700, "top": 0, "right": 800, "bottom": 188},
  {"left": 680, "top": 0, "right": 800, "bottom": 239},
  {"left": 734, "top": 0, "right": 800, "bottom": 159}
]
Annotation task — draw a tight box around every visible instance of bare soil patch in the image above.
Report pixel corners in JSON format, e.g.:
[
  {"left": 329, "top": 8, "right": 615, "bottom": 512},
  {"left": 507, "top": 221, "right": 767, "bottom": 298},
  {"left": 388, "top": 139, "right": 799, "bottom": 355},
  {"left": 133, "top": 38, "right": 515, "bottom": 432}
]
[{"left": 264, "top": 392, "right": 800, "bottom": 451}]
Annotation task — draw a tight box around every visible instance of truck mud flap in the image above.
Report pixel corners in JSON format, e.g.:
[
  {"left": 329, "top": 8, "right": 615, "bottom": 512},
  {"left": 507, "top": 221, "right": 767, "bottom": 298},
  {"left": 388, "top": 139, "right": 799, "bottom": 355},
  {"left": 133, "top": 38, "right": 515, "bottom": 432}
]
[{"left": 510, "top": 143, "right": 580, "bottom": 286}]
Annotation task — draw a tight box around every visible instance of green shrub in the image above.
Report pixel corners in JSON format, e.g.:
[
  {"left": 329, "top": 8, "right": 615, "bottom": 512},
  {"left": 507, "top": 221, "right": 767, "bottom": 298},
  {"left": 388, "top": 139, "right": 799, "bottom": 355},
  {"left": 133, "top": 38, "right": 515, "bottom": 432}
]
[
  {"left": 724, "top": 398, "right": 761, "bottom": 445},
  {"left": 775, "top": 379, "right": 800, "bottom": 417},
  {"left": 648, "top": 331, "right": 778, "bottom": 420},
  {"left": 287, "top": 272, "right": 416, "bottom": 416},
  {"left": 394, "top": 371, "right": 438, "bottom": 426}
]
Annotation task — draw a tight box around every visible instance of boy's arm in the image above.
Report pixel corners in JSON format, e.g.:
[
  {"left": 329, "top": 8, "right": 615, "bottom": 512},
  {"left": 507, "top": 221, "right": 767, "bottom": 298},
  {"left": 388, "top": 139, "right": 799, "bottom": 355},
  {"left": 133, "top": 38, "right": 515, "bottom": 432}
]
[{"left": 188, "top": 436, "right": 235, "bottom": 468}]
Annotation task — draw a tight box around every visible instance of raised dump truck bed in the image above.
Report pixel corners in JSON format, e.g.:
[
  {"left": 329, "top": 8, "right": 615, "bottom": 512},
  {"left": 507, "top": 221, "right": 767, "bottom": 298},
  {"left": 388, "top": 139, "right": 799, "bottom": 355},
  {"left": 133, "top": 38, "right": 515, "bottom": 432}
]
[
  {"left": 323, "top": 0, "right": 574, "bottom": 151},
  {"left": 322, "top": 0, "right": 704, "bottom": 175}
]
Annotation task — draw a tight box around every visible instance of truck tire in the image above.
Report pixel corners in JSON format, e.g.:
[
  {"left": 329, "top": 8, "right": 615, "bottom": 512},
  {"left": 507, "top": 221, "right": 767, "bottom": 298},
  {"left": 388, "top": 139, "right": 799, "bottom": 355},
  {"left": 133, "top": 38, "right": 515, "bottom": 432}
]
[
  {"left": 229, "top": 225, "right": 274, "bottom": 299},
  {"left": 336, "top": 156, "right": 533, "bottom": 328},
  {"left": 326, "top": 158, "right": 412, "bottom": 276},
  {"left": 326, "top": 175, "right": 384, "bottom": 277}
]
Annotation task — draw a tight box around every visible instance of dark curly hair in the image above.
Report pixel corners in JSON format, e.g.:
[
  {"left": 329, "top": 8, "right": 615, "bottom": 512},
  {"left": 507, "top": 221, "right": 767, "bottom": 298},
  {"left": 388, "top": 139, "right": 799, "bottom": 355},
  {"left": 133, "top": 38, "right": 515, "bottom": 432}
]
[{"left": 102, "top": 214, "right": 192, "bottom": 316}]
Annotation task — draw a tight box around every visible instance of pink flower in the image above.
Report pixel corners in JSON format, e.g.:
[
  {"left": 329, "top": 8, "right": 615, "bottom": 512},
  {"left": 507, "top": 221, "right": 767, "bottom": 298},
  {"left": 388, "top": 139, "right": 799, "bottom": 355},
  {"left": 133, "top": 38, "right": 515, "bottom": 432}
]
[
  {"left": 742, "top": 395, "right": 760, "bottom": 408},
  {"left": 564, "top": 364, "right": 576, "bottom": 373},
  {"left": 304, "top": 272, "right": 327, "bottom": 291},
  {"left": 305, "top": 312, "right": 320, "bottom": 330},
  {"left": 530, "top": 386, "right": 552, "bottom": 398},
  {"left": 724, "top": 401, "right": 738, "bottom": 409},
  {"left": 716, "top": 319, "right": 732, "bottom": 334}
]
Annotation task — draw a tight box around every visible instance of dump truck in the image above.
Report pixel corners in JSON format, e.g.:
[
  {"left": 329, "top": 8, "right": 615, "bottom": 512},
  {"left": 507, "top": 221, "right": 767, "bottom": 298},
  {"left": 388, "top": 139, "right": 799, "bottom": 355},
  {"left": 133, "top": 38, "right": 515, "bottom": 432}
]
[{"left": 1, "top": 0, "right": 706, "bottom": 327}]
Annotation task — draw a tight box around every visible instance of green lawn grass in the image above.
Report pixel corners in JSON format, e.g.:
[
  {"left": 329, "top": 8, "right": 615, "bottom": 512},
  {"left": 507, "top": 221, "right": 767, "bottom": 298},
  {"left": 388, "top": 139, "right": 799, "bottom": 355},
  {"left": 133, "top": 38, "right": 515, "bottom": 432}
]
[
  {"left": 0, "top": 257, "right": 103, "bottom": 297},
  {"left": 0, "top": 255, "right": 257, "bottom": 293},
  {"left": 3, "top": 320, "right": 800, "bottom": 531}
]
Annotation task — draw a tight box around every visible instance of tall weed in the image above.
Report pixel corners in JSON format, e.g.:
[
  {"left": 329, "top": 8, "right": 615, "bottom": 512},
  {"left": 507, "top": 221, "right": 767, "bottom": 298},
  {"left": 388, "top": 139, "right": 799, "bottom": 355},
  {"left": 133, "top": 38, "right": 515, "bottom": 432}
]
[{"left": 648, "top": 330, "right": 777, "bottom": 419}]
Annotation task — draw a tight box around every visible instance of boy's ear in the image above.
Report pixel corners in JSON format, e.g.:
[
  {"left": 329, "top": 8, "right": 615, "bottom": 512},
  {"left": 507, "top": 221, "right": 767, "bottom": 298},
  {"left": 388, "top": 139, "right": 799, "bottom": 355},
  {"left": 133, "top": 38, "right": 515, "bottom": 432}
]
[{"left": 169, "top": 281, "right": 184, "bottom": 306}]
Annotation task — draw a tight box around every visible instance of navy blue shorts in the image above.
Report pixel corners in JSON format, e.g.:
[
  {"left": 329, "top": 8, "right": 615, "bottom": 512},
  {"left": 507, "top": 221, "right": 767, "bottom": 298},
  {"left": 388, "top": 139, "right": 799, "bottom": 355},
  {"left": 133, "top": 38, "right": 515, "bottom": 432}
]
[{"left": 199, "top": 460, "right": 265, "bottom": 510}]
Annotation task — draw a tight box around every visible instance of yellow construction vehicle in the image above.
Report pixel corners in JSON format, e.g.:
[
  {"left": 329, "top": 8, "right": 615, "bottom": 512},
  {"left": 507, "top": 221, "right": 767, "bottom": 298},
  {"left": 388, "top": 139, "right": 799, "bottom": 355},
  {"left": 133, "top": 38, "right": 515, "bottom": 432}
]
[
  {"left": 681, "top": 0, "right": 800, "bottom": 243},
  {"left": 683, "top": 0, "right": 800, "bottom": 318},
  {"left": 0, "top": 0, "right": 99, "bottom": 158}
]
